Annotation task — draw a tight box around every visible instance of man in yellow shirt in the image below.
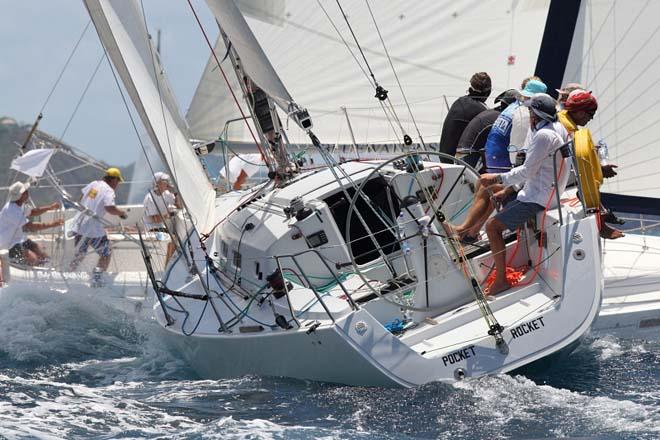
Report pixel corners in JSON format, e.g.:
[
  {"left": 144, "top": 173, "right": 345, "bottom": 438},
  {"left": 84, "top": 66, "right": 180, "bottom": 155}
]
[{"left": 559, "top": 90, "right": 623, "bottom": 239}]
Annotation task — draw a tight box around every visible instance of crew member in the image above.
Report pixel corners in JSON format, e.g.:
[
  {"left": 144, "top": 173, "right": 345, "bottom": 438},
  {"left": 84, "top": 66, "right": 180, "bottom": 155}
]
[
  {"left": 0, "top": 181, "right": 63, "bottom": 266},
  {"left": 559, "top": 89, "right": 623, "bottom": 239},
  {"left": 219, "top": 153, "right": 267, "bottom": 190},
  {"left": 480, "top": 94, "right": 569, "bottom": 295},
  {"left": 439, "top": 72, "right": 492, "bottom": 160},
  {"left": 484, "top": 78, "right": 547, "bottom": 173},
  {"left": 456, "top": 89, "right": 519, "bottom": 169},
  {"left": 143, "top": 172, "right": 180, "bottom": 262},
  {"left": 69, "top": 168, "right": 127, "bottom": 274}
]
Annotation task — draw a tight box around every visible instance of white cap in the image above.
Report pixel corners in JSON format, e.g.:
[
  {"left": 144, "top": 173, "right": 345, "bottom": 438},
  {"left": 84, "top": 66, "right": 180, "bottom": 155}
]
[
  {"left": 154, "top": 172, "right": 171, "bottom": 183},
  {"left": 8, "top": 181, "right": 30, "bottom": 202}
]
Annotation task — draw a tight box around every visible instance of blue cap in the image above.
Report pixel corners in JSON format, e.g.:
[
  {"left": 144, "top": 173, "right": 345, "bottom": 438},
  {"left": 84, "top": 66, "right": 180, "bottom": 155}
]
[{"left": 520, "top": 79, "right": 547, "bottom": 97}]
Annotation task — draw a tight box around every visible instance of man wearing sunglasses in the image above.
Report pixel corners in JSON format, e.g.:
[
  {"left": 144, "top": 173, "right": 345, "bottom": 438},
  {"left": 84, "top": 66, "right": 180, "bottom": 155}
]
[{"left": 558, "top": 89, "right": 623, "bottom": 239}]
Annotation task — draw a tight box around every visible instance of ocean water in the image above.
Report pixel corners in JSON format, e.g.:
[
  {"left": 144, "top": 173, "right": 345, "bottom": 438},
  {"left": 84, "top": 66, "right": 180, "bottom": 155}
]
[{"left": 1, "top": 285, "right": 660, "bottom": 439}]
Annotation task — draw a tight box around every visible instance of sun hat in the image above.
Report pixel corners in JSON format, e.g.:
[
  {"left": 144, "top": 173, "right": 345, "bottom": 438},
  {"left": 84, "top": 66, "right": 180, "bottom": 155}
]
[
  {"left": 105, "top": 167, "right": 124, "bottom": 182},
  {"left": 8, "top": 181, "right": 30, "bottom": 202},
  {"left": 153, "top": 172, "right": 171, "bottom": 183},
  {"left": 564, "top": 90, "right": 598, "bottom": 113},
  {"left": 525, "top": 93, "right": 558, "bottom": 122},
  {"left": 520, "top": 79, "right": 548, "bottom": 98}
]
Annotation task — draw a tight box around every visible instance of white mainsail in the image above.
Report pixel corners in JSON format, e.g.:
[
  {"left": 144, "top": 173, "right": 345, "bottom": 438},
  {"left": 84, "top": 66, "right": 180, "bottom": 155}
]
[
  {"left": 84, "top": 0, "right": 215, "bottom": 231},
  {"left": 187, "top": 0, "right": 551, "bottom": 146},
  {"left": 564, "top": 0, "right": 660, "bottom": 199}
]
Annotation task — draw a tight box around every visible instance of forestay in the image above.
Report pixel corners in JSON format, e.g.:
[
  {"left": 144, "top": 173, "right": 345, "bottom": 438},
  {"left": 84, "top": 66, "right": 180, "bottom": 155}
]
[
  {"left": 84, "top": 0, "right": 215, "bottom": 231},
  {"left": 187, "top": 0, "right": 551, "bottom": 145},
  {"left": 563, "top": 0, "right": 660, "bottom": 199}
]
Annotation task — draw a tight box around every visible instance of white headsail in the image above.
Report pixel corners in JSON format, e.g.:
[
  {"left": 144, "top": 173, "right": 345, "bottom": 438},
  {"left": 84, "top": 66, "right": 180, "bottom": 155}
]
[
  {"left": 84, "top": 0, "right": 215, "bottom": 231},
  {"left": 188, "top": 0, "right": 551, "bottom": 146},
  {"left": 564, "top": 0, "right": 660, "bottom": 199}
]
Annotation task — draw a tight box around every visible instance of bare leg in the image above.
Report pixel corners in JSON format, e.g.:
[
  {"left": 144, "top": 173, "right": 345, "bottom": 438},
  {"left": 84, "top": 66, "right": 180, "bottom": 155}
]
[
  {"left": 600, "top": 213, "right": 625, "bottom": 239},
  {"left": 454, "top": 184, "right": 503, "bottom": 237},
  {"left": 97, "top": 254, "right": 112, "bottom": 272},
  {"left": 23, "top": 241, "right": 49, "bottom": 266},
  {"left": 165, "top": 242, "right": 175, "bottom": 265},
  {"left": 485, "top": 217, "right": 510, "bottom": 295},
  {"left": 22, "top": 250, "right": 43, "bottom": 266}
]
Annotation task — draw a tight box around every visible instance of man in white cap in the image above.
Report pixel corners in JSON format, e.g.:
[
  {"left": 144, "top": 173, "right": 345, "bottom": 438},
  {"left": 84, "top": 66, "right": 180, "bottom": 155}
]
[
  {"left": 143, "top": 172, "right": 180, "bottom": 262},
  {"left": 69, "top": 167, "right": 128, "bottom": 275},
  {"left": 0, "top": 181, "right": 64, "bottom": 266}
]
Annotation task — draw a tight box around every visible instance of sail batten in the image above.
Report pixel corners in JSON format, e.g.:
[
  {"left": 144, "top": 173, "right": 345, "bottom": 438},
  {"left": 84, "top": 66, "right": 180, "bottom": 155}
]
[{"left": 84, "top": 0, "right": 215, "bottom": 231}]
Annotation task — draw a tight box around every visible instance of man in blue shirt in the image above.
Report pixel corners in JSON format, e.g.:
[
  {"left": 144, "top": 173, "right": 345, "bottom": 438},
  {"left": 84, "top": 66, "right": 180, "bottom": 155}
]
[{"left": 484, "top": 79, "right": 547, "bottom": 173}]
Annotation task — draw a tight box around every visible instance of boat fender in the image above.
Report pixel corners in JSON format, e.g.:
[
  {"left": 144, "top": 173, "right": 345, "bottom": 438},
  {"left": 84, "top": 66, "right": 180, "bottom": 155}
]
[{"left": 573, "top": 128, "right": 603, "bottom": 212}]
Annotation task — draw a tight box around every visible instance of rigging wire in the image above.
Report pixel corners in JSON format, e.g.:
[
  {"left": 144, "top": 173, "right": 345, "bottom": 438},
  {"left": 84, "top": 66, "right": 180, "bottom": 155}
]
[
  {"left": 39, "top": 20, "right": 92, "bottom": 115},
  {"left": 323, "top": 0, "right": 410, "bottom": 146},
  {"left": 364, "top": 0, "right": 426, "bottom": 148},
  {"left": 334, "top": 0, "right": 409, "bottom": 142},
  {"left": 59, "top": 52, "right": 105, "bottom": 141},
  {"left": 184, "top": 0, "right": 269, "bottom": 164},
  {"left": 315, "top": 0, "right": 406, "bottom": 142}
]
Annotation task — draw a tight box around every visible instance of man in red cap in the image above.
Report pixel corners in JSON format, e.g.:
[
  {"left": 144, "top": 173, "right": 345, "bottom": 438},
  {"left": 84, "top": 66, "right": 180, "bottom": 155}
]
[{"left": 559, "top": 90, "right": 623, "bottom": 239}]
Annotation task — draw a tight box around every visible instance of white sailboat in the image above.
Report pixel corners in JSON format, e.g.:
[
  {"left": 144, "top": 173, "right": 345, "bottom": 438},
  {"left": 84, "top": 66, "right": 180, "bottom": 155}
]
[
  {"left": 84, "top": 0, "right": 603, "bottom": 386},
  {"left": 188, "top": 0, "right": 660, "bottom": 339}
]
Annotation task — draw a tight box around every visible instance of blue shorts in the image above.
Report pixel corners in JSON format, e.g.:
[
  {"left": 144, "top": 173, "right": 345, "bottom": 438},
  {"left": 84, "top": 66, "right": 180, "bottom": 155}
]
[
  {"left": 494, "top": 199, "right": 544, "bottom": 231},
  {"left": 73, "top": 234, "right": 111, "bottom": 258}
]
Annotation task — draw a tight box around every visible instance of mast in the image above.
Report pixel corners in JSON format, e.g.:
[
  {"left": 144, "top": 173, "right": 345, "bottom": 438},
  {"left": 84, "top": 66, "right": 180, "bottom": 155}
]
[{"left": 205, "top": 0, "right": 314, "bottom": 182}]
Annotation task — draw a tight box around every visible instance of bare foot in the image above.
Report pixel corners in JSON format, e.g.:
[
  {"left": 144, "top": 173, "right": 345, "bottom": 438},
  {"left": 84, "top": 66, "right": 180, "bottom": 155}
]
[
  {"left": 600, "top": 224, "right": 625, "bottom": 240},
  {"left": 447, "top": 223, "right": 463, "bottom": 237},
  {"left": 486, "top": 279, "right": 511, "bottom": 296}
]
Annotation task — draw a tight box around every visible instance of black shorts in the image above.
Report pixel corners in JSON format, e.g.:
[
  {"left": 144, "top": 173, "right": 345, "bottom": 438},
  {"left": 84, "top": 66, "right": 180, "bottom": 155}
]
[{"left": 8, "top": 239, "right": 38, "bottom": 262}]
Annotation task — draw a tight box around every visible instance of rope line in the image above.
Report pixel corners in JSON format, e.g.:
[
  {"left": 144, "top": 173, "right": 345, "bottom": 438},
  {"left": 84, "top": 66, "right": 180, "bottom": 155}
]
[
  {"left": 364, "top": 0, "right": 426, "bottom": 147},
  {"left": 39, "top": 21, "right": 92, "bottom": 114}
]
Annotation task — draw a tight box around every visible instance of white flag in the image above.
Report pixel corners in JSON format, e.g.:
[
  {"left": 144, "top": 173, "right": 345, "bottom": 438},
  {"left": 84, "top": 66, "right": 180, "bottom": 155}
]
[{"left": 10, "top": 149, "right": 56, "bottom": 178}]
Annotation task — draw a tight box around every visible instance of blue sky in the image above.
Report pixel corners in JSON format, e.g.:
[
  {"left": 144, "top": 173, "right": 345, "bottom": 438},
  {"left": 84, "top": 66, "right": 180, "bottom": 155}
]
[{"left": 0, "top": 0, "right": 217, "bottom": 166}]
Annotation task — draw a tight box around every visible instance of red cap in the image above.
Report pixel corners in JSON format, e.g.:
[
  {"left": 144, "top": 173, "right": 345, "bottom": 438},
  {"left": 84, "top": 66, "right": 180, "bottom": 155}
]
[{"left": 565, "top": 90, "right": 598, "bottom": 113}]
